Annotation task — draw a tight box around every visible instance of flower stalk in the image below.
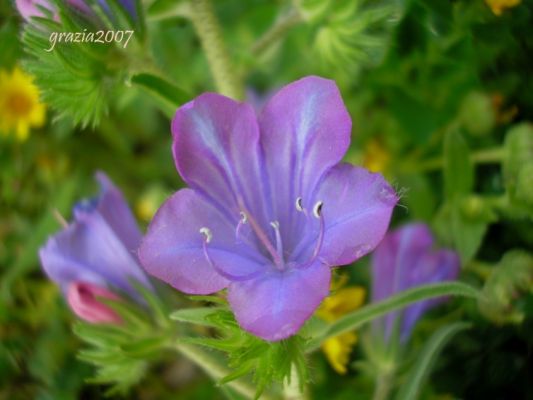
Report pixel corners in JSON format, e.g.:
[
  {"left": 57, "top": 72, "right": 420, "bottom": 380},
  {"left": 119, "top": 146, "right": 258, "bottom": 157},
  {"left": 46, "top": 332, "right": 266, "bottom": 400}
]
[
  {"left": 174, "top": 342, "right": 269, "bottom": 400},
  {"left": 402, "top": 146, "right": 504, "bottom": 173},
  {"left": 252, "top": 8, "right": 303, "bottom": 56},
  {"left": 372, "top": 370, "right": 394, "bottom": 400},
  {"left": 189, "top": 0, "right": 244, "bottom": 100}
]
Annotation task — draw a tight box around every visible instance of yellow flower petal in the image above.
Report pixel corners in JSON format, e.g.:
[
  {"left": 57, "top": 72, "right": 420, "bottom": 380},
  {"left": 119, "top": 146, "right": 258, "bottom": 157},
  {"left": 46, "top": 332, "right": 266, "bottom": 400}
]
[
  {"left": 322, "top": 332, "right": 358, "bottom": 374},
  {"left": 0, "top": 66, "right": 46, "bottom": 140},
  {"left": 485, "top": 0, "right": 521, "bottom": 15},
  {"left": 317, "top": 287, "right": 366, "bottom": 322}
]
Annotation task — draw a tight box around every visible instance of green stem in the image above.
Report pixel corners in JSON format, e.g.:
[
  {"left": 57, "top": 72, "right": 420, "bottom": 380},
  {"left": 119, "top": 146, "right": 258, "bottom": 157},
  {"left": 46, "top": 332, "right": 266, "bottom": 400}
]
[
  {"left": 174, "top": 342, "right": 262, "bottom": 399},
  {"left": 189, "top": 0, "right": 244, "bottom": 99},
  {"left": 372, "top": 371, "right": 394, "bottom": 400},
  {"left": 252, "top": 8, "right": 303, "bottom": 56},
  {"left": 403, "top": 146, "right": 504, "bottom": 173}
]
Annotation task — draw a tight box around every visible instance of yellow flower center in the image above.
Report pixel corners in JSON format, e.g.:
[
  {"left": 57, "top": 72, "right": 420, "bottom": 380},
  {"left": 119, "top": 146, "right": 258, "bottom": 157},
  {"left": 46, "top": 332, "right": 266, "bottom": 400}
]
[{"left": 6, "top": 90, "right": 34, "bottom": 116}]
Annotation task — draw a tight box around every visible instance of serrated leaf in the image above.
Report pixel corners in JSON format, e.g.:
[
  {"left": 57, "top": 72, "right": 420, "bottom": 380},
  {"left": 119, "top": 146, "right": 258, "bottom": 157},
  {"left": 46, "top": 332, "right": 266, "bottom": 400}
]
[
  {"left": 120, "top": 336, "right": 168, "bottom": 358},
  {"left": 169, "top": 307, "right": 223, "bottom": 327},
  {"left": 395, "top": 322, "right": 471, "bottom": 400},
  {"left": 306, "top": 282, "right": 479, "bottom": 352}
]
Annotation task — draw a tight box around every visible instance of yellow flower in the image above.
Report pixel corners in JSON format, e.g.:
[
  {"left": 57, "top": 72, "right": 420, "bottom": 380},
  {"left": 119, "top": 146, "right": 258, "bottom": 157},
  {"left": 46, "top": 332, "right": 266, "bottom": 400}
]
[
  {"left": 0, "top": 67, "right": 46, "bottom": 141},
  {"left": 363, "top": 138, "right": 390, "bottom": 174},
  {"left": 317, "top": 276, "right": 366, "bottom": 374},
  {"left": 485, "top": 0, "right": 521, "bottom": 16}
]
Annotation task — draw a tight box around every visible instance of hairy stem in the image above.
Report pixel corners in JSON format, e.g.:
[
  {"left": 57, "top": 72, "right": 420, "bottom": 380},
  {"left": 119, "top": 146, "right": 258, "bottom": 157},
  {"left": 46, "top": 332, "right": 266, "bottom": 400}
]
[
  {"left": 402, "top": 146, "right": 504, "bottom": 173},
  {"left": 174, "top": 342, "right": 262, "bottom": 399},
  {"left": 252, "top": 8, "right": 303, "bottom": 56},
  {"left": 189, "top": 0, "right": 243, "bottom": 99},
  {"left": 372, "top": 371, "right": 394, "bottom": 400}
]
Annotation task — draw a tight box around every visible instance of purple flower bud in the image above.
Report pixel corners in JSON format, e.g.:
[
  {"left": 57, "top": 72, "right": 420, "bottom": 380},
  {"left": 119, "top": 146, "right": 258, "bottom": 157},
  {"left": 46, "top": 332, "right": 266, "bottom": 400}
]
[
  {"left": 39, "top": 172, "right": 153, "bottom": 321},
  {"left": 371, "top": 223, "right": 460, "bottom": 343},
  {"left": 15, "top": 0, "right": 54, "bottom": 21}
]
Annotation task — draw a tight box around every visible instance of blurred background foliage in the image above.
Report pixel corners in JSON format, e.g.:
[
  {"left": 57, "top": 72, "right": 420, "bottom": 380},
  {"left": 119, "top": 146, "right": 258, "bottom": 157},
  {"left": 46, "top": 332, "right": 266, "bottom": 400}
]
[{"left": 1, "top": 0, "right": 532, "bottom": 398}]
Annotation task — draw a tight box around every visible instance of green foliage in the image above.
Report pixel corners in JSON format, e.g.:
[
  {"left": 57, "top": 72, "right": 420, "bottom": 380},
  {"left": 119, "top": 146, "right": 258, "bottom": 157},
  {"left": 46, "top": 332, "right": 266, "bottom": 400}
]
[
  {"left": 443, "top": 128, "right": 473, "bottom": 199},
  {"left": 181, "top": 308, "right": 308, "bottom": 399},
  {"left": 395, "top": 322, "right": 471, "bottom": 400},
  {"left": 131, "top": 72, "right": 190, "bottom": 116},
  {"left": 307, "top": 282, "right": 479, "bottom": 352},
  {"left": 478, "top": 250, "right": 533, "bottom": 324},
  {"left": 20, "top": 0, "right": 149, "bottom": 128},
  {"left": 301, "top": 0, "right": 405, "bottom": 78},
  {"left": 73, "top": 285, "right": 171, "bottom": 396}
]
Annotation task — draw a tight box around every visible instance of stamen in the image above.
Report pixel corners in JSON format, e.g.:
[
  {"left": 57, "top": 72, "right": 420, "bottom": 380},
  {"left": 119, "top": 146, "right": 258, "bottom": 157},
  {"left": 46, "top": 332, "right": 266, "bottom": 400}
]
[
  {"left": 235, "top": 211, "right": 248, "bottom": 242},
  {"left": 299, "top": 202, "right": 325, "bottom": 269},
  {"left": 270, "top": 221, "right": 284, "bottom": 262},
  {"left": 295, "top": 196, "right": 310, "bottom": 219},
  {"left": 313, "top": 201, "right": 323, "bottom": 218},
  {"left": 199, "top": 227, "right": 212, "bottom": 243},
  {"left": 240, "top": 206, "right": 284, "bottom": 268},
  {"left": 200, "top": 229, "right": 263, "bottom": 281},
  {"left": 295, "top": 197, "right": 304, "bottom": 212}
]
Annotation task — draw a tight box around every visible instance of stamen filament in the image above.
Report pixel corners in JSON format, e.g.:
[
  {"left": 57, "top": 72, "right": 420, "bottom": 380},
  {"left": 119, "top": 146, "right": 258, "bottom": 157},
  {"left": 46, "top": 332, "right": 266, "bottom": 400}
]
[
  {"left": 240, "top": 206, "right": 283, "bottom": 267},
  {"left": 270, "top": 221, "right": 284, "bottom": 265}
]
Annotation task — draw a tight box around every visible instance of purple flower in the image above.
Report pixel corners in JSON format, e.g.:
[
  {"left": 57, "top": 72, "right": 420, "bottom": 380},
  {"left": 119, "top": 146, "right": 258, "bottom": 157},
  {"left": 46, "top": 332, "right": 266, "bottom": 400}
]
[
  {"left": 39, "top": 172, "right": 152, "bottom": 324},
  {"left": 15, "top": 0, "right": 136, "bottom": 23},
  {"left": 139, "top": 76, "right": 398, "bottom": 341},
  {"left": 371, "top": 223, "right": 460, "bottom": 343}
]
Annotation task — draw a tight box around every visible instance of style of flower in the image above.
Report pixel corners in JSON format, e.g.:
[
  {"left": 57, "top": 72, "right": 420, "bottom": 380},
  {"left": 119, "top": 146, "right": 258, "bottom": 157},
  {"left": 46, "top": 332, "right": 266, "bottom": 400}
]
[
  {"left": 39, "top": 172, "right": 153, "bottom": 324},
  {"left": 316, "top": 276, "right": 366, "bottom": 374},
  {"left": 485, "top": 0, "right": 521, "bottom": 15},
  {"left": 0, "top": 67, "right": 46, "bottom": 141},
  {"left": 139, "top": 76, "right": 398, "bottom": 341},
  {"left": 371, "top": 223, "right": 460, "bottom": 343}
]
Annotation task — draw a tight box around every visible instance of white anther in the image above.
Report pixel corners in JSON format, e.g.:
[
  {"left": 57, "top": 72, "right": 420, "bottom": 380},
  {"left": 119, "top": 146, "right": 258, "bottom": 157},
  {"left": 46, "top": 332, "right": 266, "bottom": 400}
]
[
  {"left": 312, "top": 201, "right": 323, "bottom": 218},
  {"left": 239, "top": 211, "right": 248, "bottom": 224},
  {"left": 270, "top": 220, "right": 280, "bottom": 230},
  {"left": 295, "top": 197, "right": 304, "bottom": 212},
  {"left": 199, "top": 227, "right": 212, "bottom": 243}
]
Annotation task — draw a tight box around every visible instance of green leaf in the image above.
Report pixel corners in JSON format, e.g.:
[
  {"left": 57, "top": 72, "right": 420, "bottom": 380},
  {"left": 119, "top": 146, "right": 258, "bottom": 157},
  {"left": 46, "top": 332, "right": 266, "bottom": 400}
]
[
  {"left": 395, "top": 322, "right": 471, "bottom": 400},
  {"left": 478, "top": 250, "right": 533, "bottom": 324},
  {"left": 120, "top": 336, "right": 168, "bottom": 359},
  {"left": 444, "top": 128, "right": 474, "bottom": 198},
  {"left": 306, "top": 282, "right": 479, "bottom": 352},
  {"left": 503, "top": 123, "right": 533, "bottom": 194},
  {"left": 130, "top": 73, "right": 190, "bottom": 116},
  {"left": 169, "top": 307, "right": 223, "bottom": 327}
]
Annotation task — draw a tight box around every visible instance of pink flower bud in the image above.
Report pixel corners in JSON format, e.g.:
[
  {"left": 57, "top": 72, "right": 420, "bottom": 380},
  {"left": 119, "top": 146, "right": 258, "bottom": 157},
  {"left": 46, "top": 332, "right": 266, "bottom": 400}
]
[{"left": 67, "top": 281, "right": 123, "bottom": 324}]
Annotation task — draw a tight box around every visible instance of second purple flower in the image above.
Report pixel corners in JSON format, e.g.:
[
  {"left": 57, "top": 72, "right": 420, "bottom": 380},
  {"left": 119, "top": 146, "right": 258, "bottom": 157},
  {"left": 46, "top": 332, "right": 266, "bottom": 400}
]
[{"left": 139, "top": 76, "right": 398, "bottom": 341}]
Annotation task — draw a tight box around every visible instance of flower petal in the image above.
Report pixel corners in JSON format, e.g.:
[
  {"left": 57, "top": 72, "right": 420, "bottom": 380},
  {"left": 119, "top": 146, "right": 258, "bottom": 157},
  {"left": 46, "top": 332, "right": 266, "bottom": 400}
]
[
  {"left": 139, "top": 189, "right": 268, "bottom": 295},
  {"left": 371, "top": 223, "right": 434, "bottom": 303},
  {"left": 400, "top": 249, "right": 460, "bottom": 340},
  {"left": 171, "top": 94, "right": 270, "bottom": 228},
  {"left": 228, "top": 260, "right": 331, "bottom": 341},
  {"left": 93, "top": 171, "right": 143, "bottom": 253},
  {"left": 294, "top": 163, "right": 397, "bottom": 266},
  {"left": 259, "top": 76, "right": 351, "bottom": 250},
  {"left": 39, "top": 211, "right": 151, "bottom": 298},
  {"left": 67, "top": 281, "right": 122, "bottom": 324}
]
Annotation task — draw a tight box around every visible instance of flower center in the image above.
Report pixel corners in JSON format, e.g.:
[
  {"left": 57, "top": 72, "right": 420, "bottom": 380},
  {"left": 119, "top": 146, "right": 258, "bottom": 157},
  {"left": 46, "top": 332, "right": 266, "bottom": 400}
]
[
  {"left": 199, "top": 198, "right": 326, "bottom": 274},
  {"left": 6, "top": 90, "right": 33, "bottom": 116}
]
